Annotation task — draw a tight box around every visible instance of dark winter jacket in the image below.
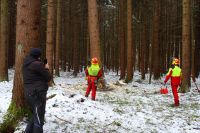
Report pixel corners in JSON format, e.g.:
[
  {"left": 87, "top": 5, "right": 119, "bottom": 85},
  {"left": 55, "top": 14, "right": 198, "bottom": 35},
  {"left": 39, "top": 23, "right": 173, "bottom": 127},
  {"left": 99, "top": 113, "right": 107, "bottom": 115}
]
[{"left": 23, "top": 56, "right": 51, "bottom": 96}]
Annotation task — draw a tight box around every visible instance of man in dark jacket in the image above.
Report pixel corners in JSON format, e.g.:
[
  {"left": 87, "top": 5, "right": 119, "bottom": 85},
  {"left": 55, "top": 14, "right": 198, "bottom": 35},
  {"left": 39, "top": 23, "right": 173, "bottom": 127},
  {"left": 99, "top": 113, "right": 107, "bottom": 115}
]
[{"left": 23, "top": 48, "right": 51, "bottom": 133}]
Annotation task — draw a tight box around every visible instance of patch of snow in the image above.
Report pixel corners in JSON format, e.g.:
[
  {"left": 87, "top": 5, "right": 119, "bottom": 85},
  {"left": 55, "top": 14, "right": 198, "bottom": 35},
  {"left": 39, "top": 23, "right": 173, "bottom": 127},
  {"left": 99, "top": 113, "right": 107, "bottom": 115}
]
[{"left": 0, "top": 70, "right": 200, "bottom": 133}]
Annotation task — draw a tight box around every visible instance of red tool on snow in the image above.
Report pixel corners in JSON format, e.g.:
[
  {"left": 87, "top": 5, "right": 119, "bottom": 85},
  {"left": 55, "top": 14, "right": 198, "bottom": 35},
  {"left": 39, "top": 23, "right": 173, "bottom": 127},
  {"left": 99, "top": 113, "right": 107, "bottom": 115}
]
[{"left": 160, "top": 86, "right": 168, "bottom": 94}]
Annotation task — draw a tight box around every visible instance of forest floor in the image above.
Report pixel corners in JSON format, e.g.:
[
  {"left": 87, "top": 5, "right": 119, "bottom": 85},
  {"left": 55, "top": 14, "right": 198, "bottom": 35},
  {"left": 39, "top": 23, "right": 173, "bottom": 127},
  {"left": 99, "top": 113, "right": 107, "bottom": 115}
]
[{"left": 0, "top": 70, "right": 200, "bottom": 133}]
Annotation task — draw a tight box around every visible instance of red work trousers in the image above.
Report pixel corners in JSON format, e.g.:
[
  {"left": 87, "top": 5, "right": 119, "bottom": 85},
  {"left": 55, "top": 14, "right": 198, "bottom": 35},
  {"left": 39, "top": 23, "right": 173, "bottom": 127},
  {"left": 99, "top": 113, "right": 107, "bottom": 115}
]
[
  {"left": 85, "top": 77, "right": 97, "bottom": 100},
  {"left": 171, "top": 85, "right": 179, "bottom": 106}
]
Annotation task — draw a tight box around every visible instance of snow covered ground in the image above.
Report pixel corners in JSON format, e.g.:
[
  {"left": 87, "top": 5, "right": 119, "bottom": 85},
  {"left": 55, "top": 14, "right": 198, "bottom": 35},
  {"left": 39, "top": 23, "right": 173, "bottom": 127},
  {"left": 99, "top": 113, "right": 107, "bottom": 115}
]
[{"left": 0, "top": 70, "right": 200, "bottom": 133}]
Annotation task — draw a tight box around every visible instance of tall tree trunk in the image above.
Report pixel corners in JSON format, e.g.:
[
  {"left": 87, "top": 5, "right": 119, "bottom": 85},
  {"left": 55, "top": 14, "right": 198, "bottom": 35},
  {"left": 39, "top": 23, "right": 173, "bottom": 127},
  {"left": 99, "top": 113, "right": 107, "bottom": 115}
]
[
  {"left": 141, "top": 15, "right": 146, "bottom": 80},
  {"left": 62, "top": 0, "right": 69, "bottom": 72},
  {"left": 87, "top": 0, "right": 101, "bottom": 60},
  {"left": 0, "top": 0, "right": 41, "bottom": 132},
  {"left": 119, "top": 0, "right": 126, "bottom": 80},
  {"left": 13, "top": 0, "right": 41, "bottom": 111},
  {"left": 72, "top": 0, "right": 80, "bottom": 77},
  {"left": 46, "top": 0, "right": 56, "bottom": 77},
  {"left": 0, "top": 0, "right": 9, "bottom": 81},
  {"left": 191, "top": 0, "right": 195, "bottom": 81},
  {"left": 181, "top": 0, "right": 191, "bottom": 92},
  {"left": 8, "top": 0, "right": 16, "bottom": 68},
  {"left": 194, "top": 1, "right": 200, "bottom": 77},
  {"left": 87, "top": 0, "right": 106, "bottom": 89},
  {"left": 55, "top": 0, "right": 61, "bottom": 76},
  {"left": 126, "top": 0, "right": 133, "bottom": 82},
  {"left": 67, "top": 0, "right": 72, "bottom": 72},
  {"left": 152, "top": 0, "right": 161, "bottom": 80},
  {"left": 72, "top": 22, "right": 79, "bottom": 76}
]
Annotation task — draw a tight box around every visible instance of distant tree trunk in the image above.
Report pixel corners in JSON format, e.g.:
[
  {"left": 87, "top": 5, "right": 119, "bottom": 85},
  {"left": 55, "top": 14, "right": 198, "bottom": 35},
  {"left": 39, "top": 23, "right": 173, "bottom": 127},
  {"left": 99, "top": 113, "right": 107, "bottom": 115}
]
[
  {"left": 191, "top": 0, "right": 195, "bottom": 81},
  {"left": 0, "top": 0, "right": 41, "bottom": 132},
  {"left": 82, "top": 1, "right": 88, "bottom": 71},
  {"left": 72, "top": 1, "right": 79, "bottom": 76},
  {"left": 55, "top": 0, "right": 61, "bottom": 76},
  {"left": 0, "top": 0, "right": 9, "bottom": 81},
  {"left": 141, "top": 14, "right": 146, "bottom": 80},
  {"left": 194, "top": 1, "right": 200, "bottom": 77},
  {"left": 191, "top": 35, "right": 195, "bottom": 81},
  {"left": 8, "top": 0, "right": 16, "bottom": 68},
  {"left": 144, "top": 8, "right": 150, "bottom": 74},
  {"left": 67, "top": 0, "right": 72, "bottom": 72},
  {"left": 39, "top": 0, "right": 47, "bottom": 54},
  {"left": 113, "top": 3, "right": 119, "bottom": 73},
  {"left": 62, "top": 0, "right": 68, "bottom": 72},
  {"left": 175, "top": 0, "right": 180, "bottom": 58},
  {"left": 181, "top": 0, "right": 191, "bottom": 92},
  {"left": 119, "top": 0, "right": 126, "bottom": 80},
  {"left": 72, "top": 0, "right": 80, "bottom": 76},
  {"left": 126, "top": 0, "right": 133, "bottom": 82},
  {"left": 152, "top": 0, "right": 161, "bottom": 80},
  {"left": 72, "top": 23, "right": 79, "bottom": 76},
  {"left": 46, "top": 0, "right": 56, "bottom": 77}
]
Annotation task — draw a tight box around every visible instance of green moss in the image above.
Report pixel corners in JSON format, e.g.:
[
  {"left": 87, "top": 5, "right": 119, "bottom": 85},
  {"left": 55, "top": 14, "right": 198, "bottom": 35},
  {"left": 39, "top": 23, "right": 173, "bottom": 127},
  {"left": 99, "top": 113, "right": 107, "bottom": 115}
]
[
  {"left": 112, "top": 121, "right": 121, "bottom": 127},
  {"left": 190, "top": 103, "right": 199, "bottom": 109},
  {"left": 113, "top": 108, "right": 125, "bottom": 114},
  {"left": 0, "top": 101, "right": 30, "bottom": 133}
]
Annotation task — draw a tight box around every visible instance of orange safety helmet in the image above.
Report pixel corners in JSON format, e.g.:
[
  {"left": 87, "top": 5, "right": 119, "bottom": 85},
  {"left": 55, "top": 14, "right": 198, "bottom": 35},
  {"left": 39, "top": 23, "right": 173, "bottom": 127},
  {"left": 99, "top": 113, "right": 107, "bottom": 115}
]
[
  {"left": 91, "top": 57, "right": 98, "bottom": 65},
  {"left": 172, "top": 58, "right": 180, "bottom": 65}
]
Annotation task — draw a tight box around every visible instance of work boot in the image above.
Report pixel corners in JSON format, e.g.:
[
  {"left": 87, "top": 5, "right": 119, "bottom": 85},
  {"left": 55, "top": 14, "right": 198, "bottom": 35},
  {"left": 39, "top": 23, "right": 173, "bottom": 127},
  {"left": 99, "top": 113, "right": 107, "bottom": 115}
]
[
  {"left": 174, "top": 103, "right": 179, "bottom": 106},
  {"left": 175, "top": 100, "right": 179, "bottom": 106},
  {"left": 170, "top": 103, "right": 179, "bottom": 107}
]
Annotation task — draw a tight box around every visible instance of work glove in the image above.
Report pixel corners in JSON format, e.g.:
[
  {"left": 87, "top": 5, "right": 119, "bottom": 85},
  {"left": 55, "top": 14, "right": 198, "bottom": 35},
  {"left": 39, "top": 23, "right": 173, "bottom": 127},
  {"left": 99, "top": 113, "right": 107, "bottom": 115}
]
[{"left": 85, "top": 77, "right": 88, "bottom": 80}]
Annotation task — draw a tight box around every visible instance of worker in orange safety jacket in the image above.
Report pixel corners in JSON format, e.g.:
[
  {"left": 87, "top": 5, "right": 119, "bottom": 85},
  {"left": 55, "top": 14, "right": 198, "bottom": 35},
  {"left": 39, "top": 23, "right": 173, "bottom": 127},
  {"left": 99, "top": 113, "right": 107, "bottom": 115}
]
[
  {"left": 85, "top": 57, "right": 103, "bottom": 100},
  {"left": 164, "top": 58, "right": 182, "bottom": 106}
]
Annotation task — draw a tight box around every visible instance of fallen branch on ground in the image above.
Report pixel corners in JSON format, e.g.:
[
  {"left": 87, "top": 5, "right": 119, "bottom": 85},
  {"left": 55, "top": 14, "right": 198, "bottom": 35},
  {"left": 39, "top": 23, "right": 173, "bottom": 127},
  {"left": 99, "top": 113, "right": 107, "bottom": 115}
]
[
  {"left": 46, "top": 94, "right": 56, "bottom": 100},
  {"left": 54, "top": 115, "right": 72, "bottom": 124}
]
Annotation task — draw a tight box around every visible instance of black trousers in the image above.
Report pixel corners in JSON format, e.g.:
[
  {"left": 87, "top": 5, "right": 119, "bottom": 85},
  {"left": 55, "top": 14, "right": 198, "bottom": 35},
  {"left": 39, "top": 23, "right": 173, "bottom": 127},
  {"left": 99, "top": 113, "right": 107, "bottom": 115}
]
[{"left": 25, "top": 92, "right": 47, "bottom": 133}]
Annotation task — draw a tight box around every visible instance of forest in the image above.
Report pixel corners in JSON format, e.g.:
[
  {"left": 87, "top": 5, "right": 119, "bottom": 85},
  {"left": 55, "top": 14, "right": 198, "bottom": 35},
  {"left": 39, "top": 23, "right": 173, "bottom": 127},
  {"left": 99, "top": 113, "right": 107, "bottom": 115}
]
[{"left": 0, "top": 0, "right": 200, "bottom": 133}]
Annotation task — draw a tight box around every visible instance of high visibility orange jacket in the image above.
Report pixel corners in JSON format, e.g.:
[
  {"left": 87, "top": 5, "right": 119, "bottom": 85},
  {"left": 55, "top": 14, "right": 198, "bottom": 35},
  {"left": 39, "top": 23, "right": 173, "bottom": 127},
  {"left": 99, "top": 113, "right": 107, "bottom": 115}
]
[{"left": 164, "top": 66, "right": 181, "bottom": 86}]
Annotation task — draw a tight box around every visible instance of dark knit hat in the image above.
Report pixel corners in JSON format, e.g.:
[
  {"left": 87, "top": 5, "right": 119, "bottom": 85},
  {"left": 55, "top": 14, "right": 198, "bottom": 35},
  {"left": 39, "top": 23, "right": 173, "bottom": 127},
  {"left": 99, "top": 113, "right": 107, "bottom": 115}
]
[{"left": 30, "top": 48, "right": 42, "bottom": 59}]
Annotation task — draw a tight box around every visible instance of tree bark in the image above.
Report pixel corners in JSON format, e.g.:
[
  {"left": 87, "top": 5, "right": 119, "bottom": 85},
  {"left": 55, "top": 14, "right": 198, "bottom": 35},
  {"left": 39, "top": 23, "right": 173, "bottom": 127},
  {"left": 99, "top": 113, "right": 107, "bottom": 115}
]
[
  {"left": 152, "top": 0, "right": 161, "bottom": 80},
  {"left": 126, "top": 0, "right": 133, "bottom": 82},
  {"left": 13, "top": 0, "right": 41, "bottom": 110},
  {"left": 87, "top": 0, "right": 101, "bottom": 60},
  {"left": 119, "top": 0, "right": 126, "bottom": 80},
  {"left": 55, "top": 0, "right": 61, "bottom": 76},
  {"left": 0, "top": 0, "right": 9, "bottom": 81},
  {"left": 194, "top": 1, "right": 200, "bottom": 77},
  {"left": 8, "top": 0, "right": 16, "bottom": 68},
  {"left": 87, "top": 0, "right": 106, "bottom": 89},
  {"left": 46, "top": 0, "right": 56, "bottom": 76},
  {"left": 181, "top": 0, "right": 191, "bottom": 92}
]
